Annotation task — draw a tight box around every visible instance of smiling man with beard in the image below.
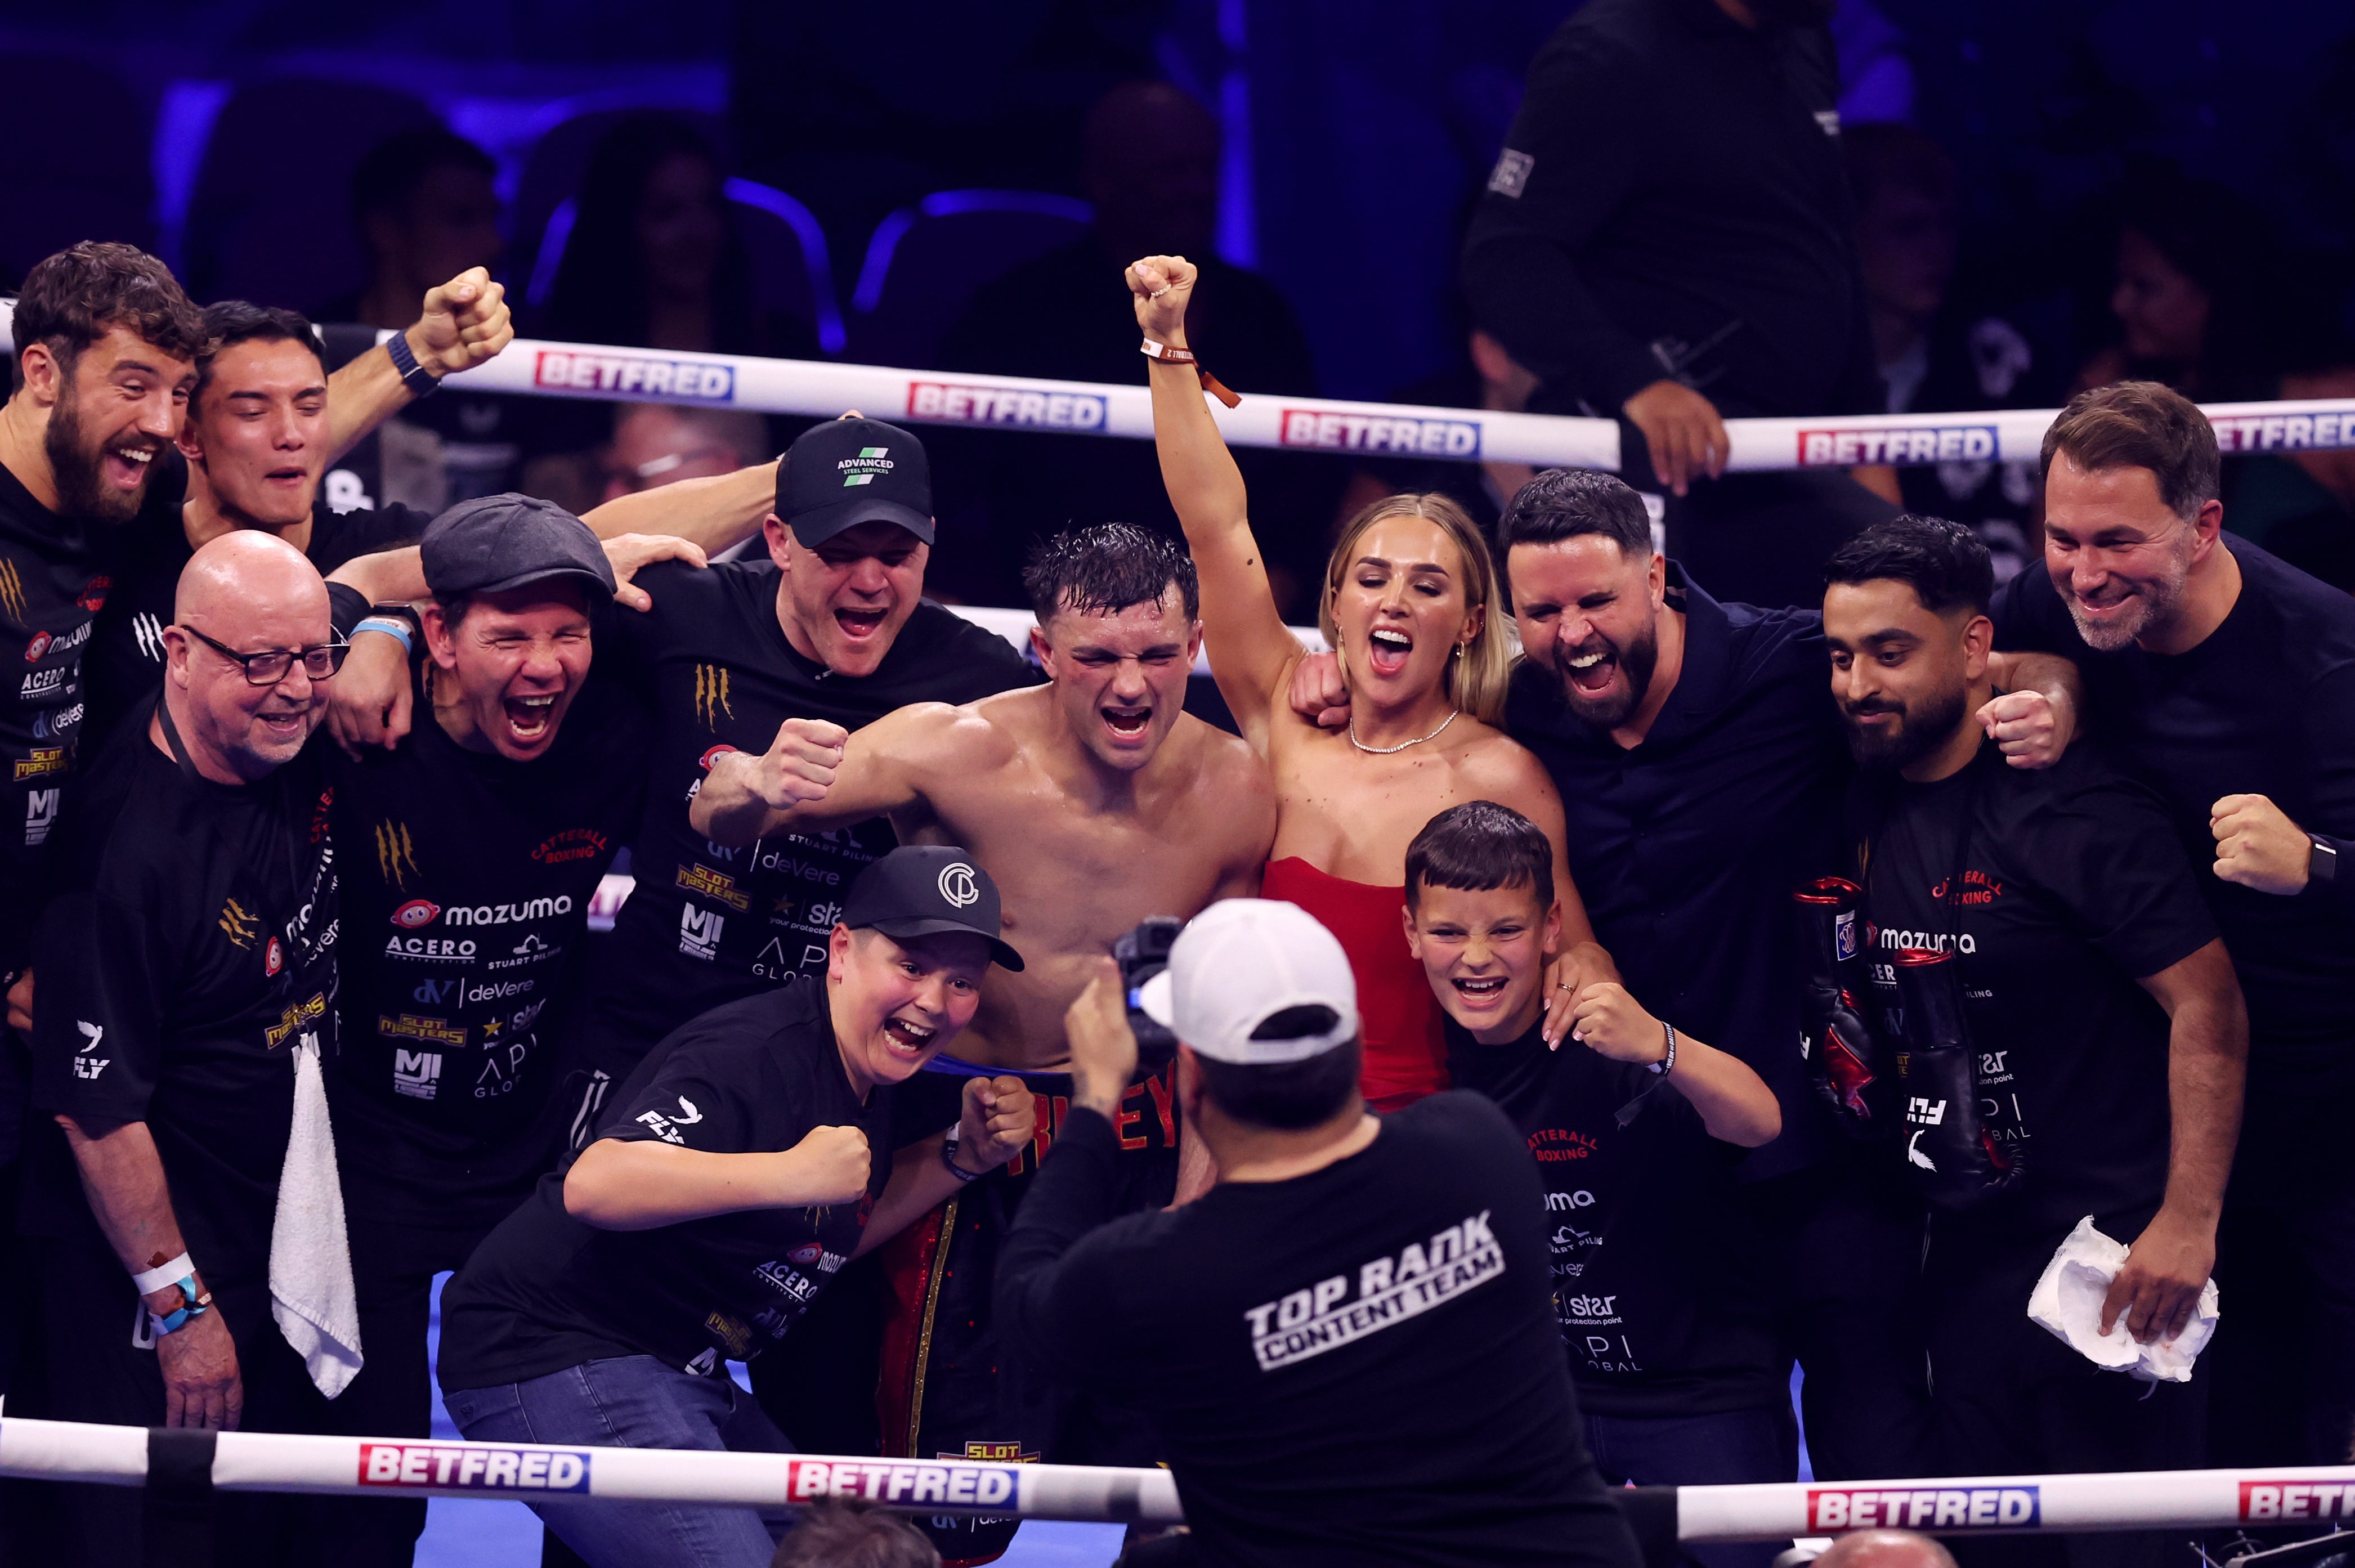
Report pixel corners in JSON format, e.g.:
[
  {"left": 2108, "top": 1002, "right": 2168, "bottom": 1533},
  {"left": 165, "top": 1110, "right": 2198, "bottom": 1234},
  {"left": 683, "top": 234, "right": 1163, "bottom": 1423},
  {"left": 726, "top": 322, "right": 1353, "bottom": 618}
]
[
  {"left": 1990, "top": 380, "right": 2355, "bottom": 1475},
  {"left": 1826, "top": 516, "right": 2244, "bottom": 1568}
]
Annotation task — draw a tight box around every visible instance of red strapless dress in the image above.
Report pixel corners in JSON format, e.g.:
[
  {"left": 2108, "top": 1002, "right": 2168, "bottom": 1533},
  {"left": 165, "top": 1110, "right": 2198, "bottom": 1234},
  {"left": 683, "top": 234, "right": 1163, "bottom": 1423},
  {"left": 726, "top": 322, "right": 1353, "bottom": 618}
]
[{"left": 1259, "top": 857, "right": 1448, "bottom": 1113}]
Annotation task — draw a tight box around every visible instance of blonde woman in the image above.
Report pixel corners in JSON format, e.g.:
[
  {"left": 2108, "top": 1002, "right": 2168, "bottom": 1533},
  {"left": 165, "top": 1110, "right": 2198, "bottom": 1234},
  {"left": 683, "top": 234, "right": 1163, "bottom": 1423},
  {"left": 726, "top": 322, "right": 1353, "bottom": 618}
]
[{"left": 1130, "top": 253, "right": 1612, "bottom": 1110}]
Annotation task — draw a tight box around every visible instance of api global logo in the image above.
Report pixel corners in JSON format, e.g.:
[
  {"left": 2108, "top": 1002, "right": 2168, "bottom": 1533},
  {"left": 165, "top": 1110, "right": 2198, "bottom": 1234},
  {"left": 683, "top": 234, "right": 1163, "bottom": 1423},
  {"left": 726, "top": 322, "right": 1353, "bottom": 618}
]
[
  {"left": 1807, "top": 1486, "right": 2039, "bottom": 1531},
  {"left": 1797, "top": 425, "right": 1998, "bottom": 466},
  {"left": 534, "top": 351, "right": 734, "bottom": 402}
]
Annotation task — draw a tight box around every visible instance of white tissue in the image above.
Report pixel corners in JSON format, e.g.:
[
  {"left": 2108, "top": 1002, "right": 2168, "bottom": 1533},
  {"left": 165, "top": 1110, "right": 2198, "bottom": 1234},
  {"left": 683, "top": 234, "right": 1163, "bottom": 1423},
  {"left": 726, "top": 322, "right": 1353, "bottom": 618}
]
[{"left": 2026, "top": 1215, "right": 2217, "bottom": 1383}]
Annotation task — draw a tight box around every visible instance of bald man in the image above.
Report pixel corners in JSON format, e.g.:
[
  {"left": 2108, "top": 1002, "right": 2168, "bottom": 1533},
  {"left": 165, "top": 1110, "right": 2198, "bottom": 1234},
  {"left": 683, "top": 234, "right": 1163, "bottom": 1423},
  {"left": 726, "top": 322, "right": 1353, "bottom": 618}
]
[
  {"left": 1812, "top": 1533, "right": 1959, "bottom": 1568},
  {"left": 16, "top": 532, "right": 356, "bottom": 1565}
]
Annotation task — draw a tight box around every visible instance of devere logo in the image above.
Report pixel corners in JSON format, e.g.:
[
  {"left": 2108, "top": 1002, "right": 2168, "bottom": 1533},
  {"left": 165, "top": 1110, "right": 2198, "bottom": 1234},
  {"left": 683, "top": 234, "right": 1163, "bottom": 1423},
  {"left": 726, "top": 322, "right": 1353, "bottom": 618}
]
[{"left": 534, "top": 350, "right": 734, "bottom": 402}]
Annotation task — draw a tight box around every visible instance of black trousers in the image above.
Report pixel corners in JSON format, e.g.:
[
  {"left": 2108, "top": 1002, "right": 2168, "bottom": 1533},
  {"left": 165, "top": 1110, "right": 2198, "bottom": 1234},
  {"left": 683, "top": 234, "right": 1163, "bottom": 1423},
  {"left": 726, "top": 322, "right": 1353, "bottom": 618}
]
[
  {"left": 2206, "top": 1054, "right": 2355, "bottom": 1469},
  {"left": 1664, "top": 469, "right": 1900, "bottom": 610},
  {"left": 1745, "top": 1157, "right": 1935, "bottom": 1482},
  {"left": 1926, "top": 1222, "right": 2208, "bottom": 1568}
]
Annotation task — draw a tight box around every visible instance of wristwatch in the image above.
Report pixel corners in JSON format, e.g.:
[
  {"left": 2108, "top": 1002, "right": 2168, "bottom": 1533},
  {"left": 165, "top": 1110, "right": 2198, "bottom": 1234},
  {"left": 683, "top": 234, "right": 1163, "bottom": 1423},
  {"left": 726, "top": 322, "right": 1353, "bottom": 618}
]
[
  {"left": 385, "top": 329, "right": 442, "bottom": 400},
  {"left": 2311, "top": 835, "right": 2339, "bottom": 887}
]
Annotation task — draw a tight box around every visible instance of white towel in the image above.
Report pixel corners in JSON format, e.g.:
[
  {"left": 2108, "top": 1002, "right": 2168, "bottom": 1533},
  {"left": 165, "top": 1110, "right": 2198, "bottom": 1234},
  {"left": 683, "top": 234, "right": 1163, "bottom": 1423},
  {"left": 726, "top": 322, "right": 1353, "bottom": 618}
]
[
  {"left": 270, "top": 1028, "right": 364, "bottom": 1397},
  {"left": 2026, "top": 1215, "right": 2218, "bottom": 1383}
]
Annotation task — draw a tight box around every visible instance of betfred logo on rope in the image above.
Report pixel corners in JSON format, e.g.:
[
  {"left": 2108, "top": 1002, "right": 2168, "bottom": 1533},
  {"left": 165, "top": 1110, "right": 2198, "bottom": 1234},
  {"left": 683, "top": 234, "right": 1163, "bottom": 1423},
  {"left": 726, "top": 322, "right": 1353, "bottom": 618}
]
[
  {"left": 1797, "top": 425, "right": 1998, "bottom": 466},
  {"left": 2241, "top": 1481, "right": 2355, "bottom": 1522},
  {"left": 783, "top": 1458, "right": 1019, "bottom": 1510},
  {"left": 2209, "top": 413, "right": 2355, "bottom": 454},
  {"left": 1807, "top": 1486, "right": 2040, "bottom": 1531},
  {"left": 357, "top": 1443, "right": 590, "bottom": 1493},
  {"left": 907, "top": 382, "right": 1108, "bottom": 430},
  {"left": 1280, "top": 410, "right": 1480, "bottom": 458},
  {"left": 534, "top": 350, "right": 734, "bottom": 402}
]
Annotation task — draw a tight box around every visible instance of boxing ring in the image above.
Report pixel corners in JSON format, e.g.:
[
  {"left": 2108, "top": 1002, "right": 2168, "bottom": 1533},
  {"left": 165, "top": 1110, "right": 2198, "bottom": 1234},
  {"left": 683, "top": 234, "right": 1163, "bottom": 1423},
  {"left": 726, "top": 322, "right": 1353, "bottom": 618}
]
[
  {"left": 2, "top": 307, "right": 2353, "bottom": 476},
  {"left": 3, "top": 1412, "right": 2352, "bottom": 1542}
]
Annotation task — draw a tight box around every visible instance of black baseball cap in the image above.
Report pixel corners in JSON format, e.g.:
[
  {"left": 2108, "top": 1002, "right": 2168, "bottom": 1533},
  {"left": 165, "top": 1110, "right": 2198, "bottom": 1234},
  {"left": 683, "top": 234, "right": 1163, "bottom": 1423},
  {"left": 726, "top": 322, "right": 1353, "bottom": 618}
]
[
  {"left": 843, "top": 846, "right": 1023, "bottom": 971},
  {"left": 783, "top": 416, "right": 934, "bottom": 548},
  {"left": 421, "top": 494, "right": 617, "bottom": 600}
]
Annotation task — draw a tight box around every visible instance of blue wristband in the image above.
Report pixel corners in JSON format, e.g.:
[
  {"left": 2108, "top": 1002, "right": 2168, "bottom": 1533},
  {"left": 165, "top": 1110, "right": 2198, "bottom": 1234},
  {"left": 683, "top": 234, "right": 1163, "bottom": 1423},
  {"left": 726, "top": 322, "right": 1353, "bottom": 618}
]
[
  {"left": 385, "top": 330, "right": 441, "bottom": 400},
  {"left": 149, "top": 1277, "right": 213, "bottom": 1335},
  {"left": 941, "top": 1134, "right": 982, "bottom": 1184},
  {"left": 354, "top": 616, "right": 415, "bottom": 655}
]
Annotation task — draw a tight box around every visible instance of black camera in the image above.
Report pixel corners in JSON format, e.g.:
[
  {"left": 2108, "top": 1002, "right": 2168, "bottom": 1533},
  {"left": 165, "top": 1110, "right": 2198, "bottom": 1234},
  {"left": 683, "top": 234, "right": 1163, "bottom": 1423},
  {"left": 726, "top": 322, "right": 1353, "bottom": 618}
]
[{"left": 1114, "top": 916, "right": 1185, "bottom": 1070}]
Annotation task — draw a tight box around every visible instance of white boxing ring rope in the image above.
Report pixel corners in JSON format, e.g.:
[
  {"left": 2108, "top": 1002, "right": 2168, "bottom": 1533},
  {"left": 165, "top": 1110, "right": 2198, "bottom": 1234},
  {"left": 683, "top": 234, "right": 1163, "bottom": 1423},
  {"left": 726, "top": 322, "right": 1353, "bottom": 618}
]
[
  {"left": 2, "top": 303, "right": 2353, "bottom": 476},
  {"left": 5, "top": 1413, "right": 2354, "bottom": 1540}
]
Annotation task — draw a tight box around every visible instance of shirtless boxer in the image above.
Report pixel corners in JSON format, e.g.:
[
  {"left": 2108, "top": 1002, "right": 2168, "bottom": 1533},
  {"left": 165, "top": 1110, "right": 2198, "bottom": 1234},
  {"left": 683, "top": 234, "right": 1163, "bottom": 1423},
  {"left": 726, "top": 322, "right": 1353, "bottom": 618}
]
[{"left": 692, "top": 521, "right": 1273, "bottom": 1556}]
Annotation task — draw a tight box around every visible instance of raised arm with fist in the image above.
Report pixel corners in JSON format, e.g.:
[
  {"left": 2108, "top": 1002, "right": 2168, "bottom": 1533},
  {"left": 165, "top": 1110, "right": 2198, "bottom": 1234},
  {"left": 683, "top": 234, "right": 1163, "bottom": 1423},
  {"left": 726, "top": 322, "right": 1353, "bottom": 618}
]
[{"left": 1127, "top": 255, "right": 1197, "bottom": 347}]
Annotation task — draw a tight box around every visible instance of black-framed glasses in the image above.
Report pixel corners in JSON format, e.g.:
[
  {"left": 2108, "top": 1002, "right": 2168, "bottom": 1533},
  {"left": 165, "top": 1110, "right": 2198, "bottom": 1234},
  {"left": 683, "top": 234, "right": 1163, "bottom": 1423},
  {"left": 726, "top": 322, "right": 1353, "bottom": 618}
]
[{"left": 182, "top": 625, "right": 350, "bottom": 686}]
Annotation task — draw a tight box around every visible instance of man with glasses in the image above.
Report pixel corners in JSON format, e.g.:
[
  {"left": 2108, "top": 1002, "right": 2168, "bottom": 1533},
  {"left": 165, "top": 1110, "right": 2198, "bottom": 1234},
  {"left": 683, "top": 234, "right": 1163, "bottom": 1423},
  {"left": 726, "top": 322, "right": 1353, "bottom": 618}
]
[{"left": 16, "top": 531, "right": 357, "bottom": 1564}]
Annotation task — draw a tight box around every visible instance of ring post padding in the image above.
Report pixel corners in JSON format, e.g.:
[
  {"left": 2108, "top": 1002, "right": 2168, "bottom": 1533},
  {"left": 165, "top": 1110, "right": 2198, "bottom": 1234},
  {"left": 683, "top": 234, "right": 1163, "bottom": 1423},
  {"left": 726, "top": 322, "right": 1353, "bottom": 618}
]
[{"left": 141, "top": 1427, "right": 218, "bottom": 1568}]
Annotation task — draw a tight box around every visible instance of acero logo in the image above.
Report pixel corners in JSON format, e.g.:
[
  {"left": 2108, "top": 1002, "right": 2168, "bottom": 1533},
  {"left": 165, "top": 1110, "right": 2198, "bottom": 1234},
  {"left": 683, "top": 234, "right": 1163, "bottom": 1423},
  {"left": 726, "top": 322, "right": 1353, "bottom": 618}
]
[{"left": 391, "top": 900, "right": 442, "bottom": 930}]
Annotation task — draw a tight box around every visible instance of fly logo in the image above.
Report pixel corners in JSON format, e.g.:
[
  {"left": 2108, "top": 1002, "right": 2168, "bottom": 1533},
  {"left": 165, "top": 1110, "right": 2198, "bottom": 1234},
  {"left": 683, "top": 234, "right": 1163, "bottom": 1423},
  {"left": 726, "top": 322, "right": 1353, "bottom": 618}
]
[
  {"left": 393, "top": 1050, "right": 444, "bottom": 1100},
  {"left": 694, "top": 664, "right": 732, "bottom": 725},
  {"left": 1246, "top": 1210, "right": 1504, "bottom": 1370},
  {"left": 1808, "top": 1487, "right": 2039, "bottom": 1531},
  {"left": 24, "top": 787, "right": 59, "bottom": 846},
  {"left": 71, "top": 1020, "right": 108, "bottom": 1079},
  {"left": 376, "top": 821, "right": 420, "bottom": 889},
  {"left": 2241, "top": 1481, "right": 2355, "bottom": 1522},
  {"left": 679, "top": 904, "right": 724, "bottom": 960},
  {"left": 1906, "top": 1096, "right": 1947, "bottom": 1126},
  {"left": 635, "top": 1097, "right": 703, "bottom": 1145},
  {"left": 838, "top": 446, "right": 892, "bottom": 487}
]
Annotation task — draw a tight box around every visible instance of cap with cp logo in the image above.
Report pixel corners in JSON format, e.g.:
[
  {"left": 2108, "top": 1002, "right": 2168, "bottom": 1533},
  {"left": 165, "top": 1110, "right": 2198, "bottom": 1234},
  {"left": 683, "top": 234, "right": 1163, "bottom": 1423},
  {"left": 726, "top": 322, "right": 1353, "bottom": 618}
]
[{"left": 843, "top": 846, "right": 1023, "bottom": 970}]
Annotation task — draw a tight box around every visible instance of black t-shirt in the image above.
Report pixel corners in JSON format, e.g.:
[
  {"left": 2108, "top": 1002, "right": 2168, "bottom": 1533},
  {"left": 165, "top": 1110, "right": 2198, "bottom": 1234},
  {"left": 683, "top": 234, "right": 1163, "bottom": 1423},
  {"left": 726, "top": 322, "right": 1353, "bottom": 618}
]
[
  {"left": 26, "top": 716, "right": 339, "bottom": 1291},
  {"left": 326, "top": 657, "right": 649, "bottom": 1232},
  {"left": 588, "top": 559, "right": 1036, "bottom": 1053},
  {"left": 82, "top": 496, "right": 429, "bottom": 750},
  {"left": 996, "top": 1091, "right": 1639, "bottom": 1568},
  {"left": 437, "top": 982, "right": 946, "bottom": 1390},
  {"left": 0, "top": 450, "right": 187, "bottom": 975},
  {"left": 1993, "top": 539, "right": 2355, "bottom": 1064},
  {"left": 1851, "top": 740, "right": 2216, "bottom": 1241},
  {"left": 1503, "top": 566, "right": 1851, "bottom": 1179},
  {"left": 1444, "top": 1016, "right": 1783, "bottom": 1418},
  {"left": 1462, "top": 0, "right": 1879, "bottom": 421}
]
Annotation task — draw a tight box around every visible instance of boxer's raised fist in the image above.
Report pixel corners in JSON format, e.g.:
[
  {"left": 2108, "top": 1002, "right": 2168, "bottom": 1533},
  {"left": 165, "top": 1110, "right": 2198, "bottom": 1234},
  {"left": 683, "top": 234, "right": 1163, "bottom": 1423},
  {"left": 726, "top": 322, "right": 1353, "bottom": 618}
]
[{"left": 1127, "top": 256, "right": 1196, "bottom": 345}]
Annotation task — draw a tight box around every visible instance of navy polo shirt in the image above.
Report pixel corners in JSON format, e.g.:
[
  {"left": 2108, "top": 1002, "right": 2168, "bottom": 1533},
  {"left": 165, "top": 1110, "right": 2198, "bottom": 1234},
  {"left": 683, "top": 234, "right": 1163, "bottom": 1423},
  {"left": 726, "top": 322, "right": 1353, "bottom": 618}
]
[{"left": 1505, "top": 565, "right": 1851, "bottom": 1177}]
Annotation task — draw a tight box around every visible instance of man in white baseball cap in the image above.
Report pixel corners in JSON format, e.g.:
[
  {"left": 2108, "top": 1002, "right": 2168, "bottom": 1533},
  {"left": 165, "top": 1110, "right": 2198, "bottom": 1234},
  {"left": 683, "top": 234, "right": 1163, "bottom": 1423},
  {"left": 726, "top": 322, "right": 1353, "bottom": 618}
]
[{"left": 995, "top": 899, "right": 1641, "bottom": 1568}]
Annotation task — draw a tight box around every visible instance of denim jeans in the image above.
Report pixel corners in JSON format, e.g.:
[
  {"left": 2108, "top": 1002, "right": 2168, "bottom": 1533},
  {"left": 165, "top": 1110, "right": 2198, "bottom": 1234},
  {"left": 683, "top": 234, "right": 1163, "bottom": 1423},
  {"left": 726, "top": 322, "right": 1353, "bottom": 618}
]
[
  {"left": 444, "top": 1356, "right": 796, "bottom": 1568},
  {"left": 1586, "top": 1405, "right": 1799, "bottom": 1568}
]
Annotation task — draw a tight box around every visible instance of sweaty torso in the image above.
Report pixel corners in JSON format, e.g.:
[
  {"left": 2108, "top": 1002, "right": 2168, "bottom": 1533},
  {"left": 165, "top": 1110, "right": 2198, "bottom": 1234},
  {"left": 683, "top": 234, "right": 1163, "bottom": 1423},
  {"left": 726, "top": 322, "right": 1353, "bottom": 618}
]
[
  {"left": 896, "top": 689, "right": 1274, "bottom": 1069},
  {"left": 1268, "top": 711, "right": 1540, "bottom": 885}
]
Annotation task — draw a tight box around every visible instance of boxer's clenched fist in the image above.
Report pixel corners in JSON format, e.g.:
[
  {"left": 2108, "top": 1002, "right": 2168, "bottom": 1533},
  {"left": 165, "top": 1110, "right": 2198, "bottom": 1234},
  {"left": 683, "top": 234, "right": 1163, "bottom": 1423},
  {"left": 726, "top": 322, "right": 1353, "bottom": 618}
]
[
  {"left": 1127, "top": 255, "right": 1196, "bottom": 344},
  {"left": 744, "top": 718, "right": 849, "bottom": 810},
  {"left": 2212, "top": 793, "right": 2313, "bottom": 894},
  {"left": 410, "top": 267, "right": 514, "bottom": 378},
  {"left": 958, "top": 1075, "right": 1038, "bottom": 1172},
  {"left": 1977, "top": 687, "right": 2069, "bottom": 770},
  {"left": 779, "top": 1125, "right": 871, "bottom": 1206}
]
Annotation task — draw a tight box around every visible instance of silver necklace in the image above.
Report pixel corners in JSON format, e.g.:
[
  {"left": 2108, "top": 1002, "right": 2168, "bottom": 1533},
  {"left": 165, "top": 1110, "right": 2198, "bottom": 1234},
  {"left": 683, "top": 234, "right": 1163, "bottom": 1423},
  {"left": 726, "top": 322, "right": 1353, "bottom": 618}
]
[{"left": 1349, "top": 708, "right": 1459, "bottom": 755}]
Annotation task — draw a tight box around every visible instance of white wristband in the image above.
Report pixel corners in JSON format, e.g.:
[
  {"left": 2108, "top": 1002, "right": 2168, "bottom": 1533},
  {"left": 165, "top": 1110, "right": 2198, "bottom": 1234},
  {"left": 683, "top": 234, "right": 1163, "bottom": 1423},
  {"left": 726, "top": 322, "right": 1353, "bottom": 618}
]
[
  {"left": 354, "top": 616, "right": 415, "bottom": 655},
  {"left": 133, "top": 1252, "right": 195, "bottom": 1296}
]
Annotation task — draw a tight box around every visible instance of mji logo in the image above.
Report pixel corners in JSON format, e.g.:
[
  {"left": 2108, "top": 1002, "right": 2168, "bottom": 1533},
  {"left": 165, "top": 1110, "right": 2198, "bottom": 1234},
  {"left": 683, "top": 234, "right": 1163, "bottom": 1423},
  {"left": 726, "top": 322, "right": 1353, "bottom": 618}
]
[
  {"left": 25, "top": 787, "right": 61, "bottom": 847},
  {"left": 679, "top": 904, "right": 724, "bottom": 961},
  {"left": 1808, "top": 1487, "right": 2039, "bottom": 1531}
]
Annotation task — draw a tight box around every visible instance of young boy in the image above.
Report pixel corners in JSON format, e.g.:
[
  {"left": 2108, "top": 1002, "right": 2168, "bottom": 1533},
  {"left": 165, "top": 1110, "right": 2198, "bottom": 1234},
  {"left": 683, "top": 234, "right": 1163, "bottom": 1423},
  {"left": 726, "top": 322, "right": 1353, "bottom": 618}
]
[{"left": 1404, "top": 801, "right": 1791, "bottom": 1568}]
